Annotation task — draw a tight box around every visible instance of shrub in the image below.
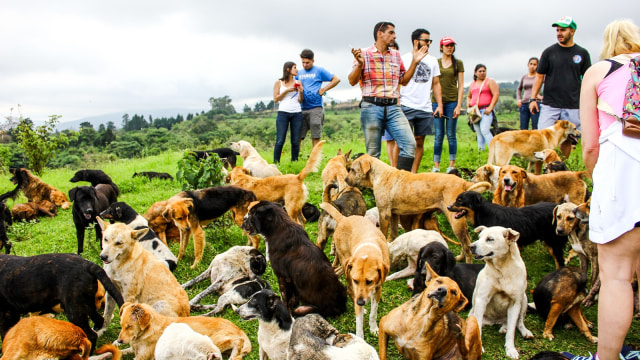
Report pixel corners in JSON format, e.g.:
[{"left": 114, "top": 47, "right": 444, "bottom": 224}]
[{"left": 176, "top": 152, "right": 226, "bottom": 190}]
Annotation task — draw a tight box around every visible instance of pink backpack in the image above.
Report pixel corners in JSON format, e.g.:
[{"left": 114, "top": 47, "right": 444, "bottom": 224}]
[{"left": 598, "top": 54, "right": 640, "bottom": 138}]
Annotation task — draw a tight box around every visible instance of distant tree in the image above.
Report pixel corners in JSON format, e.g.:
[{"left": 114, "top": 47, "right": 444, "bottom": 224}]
[
  {"left": 107, "top": 121, "right": 116, "bottom": 131},
  {"left": 187, "top": 113, "right": 194, "bottom": 121},
  {"left": 122, "top": 114, "right": 130, "bottom": 129},
  {"left": 266, "top": 100, "right": 275, "bottom": 110},
  {"left": 13, "top": 115, "right": 72, "bottom": 175},
  {"left": 243, "top": 104, "right": 252, "bottom": 113},
  {"left": 124, "top": 114, "right": 149, "bottom": 131},
  {"left": 253, "top": 101, "right": 266, "bottom": 113},
  {"left": 97, "top": 128, "right": 116, "bottom": 147},
  {"left": 208, "top": 96, "right": 236, "bottom": 115},
  {"left": 79, "top": 121, "right": 93, "bottom": 129},
  {"left": 98, "top": 123, "right": 106, "bottom": 132}
]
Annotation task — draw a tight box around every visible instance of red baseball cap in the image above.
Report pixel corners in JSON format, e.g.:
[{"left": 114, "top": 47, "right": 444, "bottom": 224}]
[{"left": 440, "top": 36, "right": 456, "bottom": 46}]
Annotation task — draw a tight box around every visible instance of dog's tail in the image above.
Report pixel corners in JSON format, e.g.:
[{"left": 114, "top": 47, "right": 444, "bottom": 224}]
[
  {"left": 0, "top": 183, "right": 21, "bottom": 203},
  {"left": 297, "top": 140, "right": 325, "bottom": 181},
  {"left": 467, "top": 181, "right": 492, "bottom": 194},
  {"left": 78, "top": 337, "right": 93, "bottom": 360},
  {"left": 84, "top": 261, "right": 124, "bottom": 307},
  {"left": 95, "top": 343, "right": 122, "bottom": 360},
  {"left": 320, "top": 201, "right": 344, "bottom": 223},
  {"left": 576, "top": 170, "right": 591, "bottom": 181},
  {"left": 487, "top": 143, "right": 495, "bottom": 165}
]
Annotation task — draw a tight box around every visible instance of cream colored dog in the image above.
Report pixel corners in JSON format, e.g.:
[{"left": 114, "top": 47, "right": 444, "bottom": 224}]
[
  {"left": 469, "top": 226, "right": 533, "bottom": 359},
  {"left": 473, "top": 164, "right": 501, "bottom": 192},
  {"left": 230, "top": 140, "right": 282, "bottom": 178},
  {"left": 96, "top": 218, "right": 190, "bottom": 337},
  {"left": 385, "top": 229, "right": 448, "bottom": 282},
  {"left": 155, "top": 323, "right": 222, "bottom": 360},
  {"left": 320, "top": 201, "right": 390, "bottom": 338}
]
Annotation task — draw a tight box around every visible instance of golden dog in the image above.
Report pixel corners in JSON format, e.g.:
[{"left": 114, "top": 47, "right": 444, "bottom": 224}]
[
  {"left": 96, "top": 219, "right": 190, "bottom": 337},
  {"left": 378, "top": 262, "right": 482, "bottom": 360},
  {"left": 345, "top": 154, "right": 491, "bottom": 262},
  {"left": 143, "top": 200, "right": 179, "bottom": 244},
  {"left": 9, "top": 167, "right": 71, "bottom": 209},
  {"left": 321, "top": 149, "right": 352, "bottom": 198},
  {"left": 227, "top": 140, "right": 324, "bottom": 225},
  {"left": 320, "top": 201, "right": 389, "bottom": 338},
  {"left": 117, "top": 302, "right": 251, "bottom": 360},
  {"left": 494, "top": 164, "right": 588, "bottom": 207},
  {"left": 487, "top": 120, "right": 580, "bottom": 174}
]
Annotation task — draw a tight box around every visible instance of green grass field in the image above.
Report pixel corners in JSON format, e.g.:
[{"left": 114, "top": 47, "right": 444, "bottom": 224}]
[{"left": 1, "top": 113, "right": 638, "bottom": 359}]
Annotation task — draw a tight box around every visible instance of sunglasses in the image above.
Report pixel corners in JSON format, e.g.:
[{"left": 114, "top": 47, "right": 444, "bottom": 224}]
[{"left": 417, "top": 38, "right": 433, "bottom": 44}]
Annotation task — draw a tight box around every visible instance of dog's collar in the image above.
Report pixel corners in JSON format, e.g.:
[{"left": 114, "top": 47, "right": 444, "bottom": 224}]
[{"left": 352, "top": 242, "right": 381, "bottom": 255}]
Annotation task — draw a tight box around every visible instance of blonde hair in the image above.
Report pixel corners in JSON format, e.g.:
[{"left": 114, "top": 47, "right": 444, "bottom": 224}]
[{"left": 600, "top": 19, "right": 640, "bottom": 59}]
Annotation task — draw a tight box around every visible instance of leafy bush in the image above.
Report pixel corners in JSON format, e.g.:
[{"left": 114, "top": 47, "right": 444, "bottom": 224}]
[{"left": 176, "top": 152, "right": 226, "bottom": 190}]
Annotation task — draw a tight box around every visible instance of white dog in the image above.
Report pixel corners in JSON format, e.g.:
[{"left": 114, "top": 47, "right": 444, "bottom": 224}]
[
  {"left": 155, "top": 323, "right": 222, "bottom": 360},
  {"left": 386, "top": 229, "right": 448, "bottom": 282},
  {"left": 469, "top": 226, "right": 533, "bottom": 359},
  {"left": 230, "top": 140, "right": 282, "bottom": 178}
]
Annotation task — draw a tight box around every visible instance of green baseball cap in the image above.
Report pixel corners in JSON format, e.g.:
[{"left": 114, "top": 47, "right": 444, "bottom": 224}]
[{"left": 552, "top": 16, "right": 577, "bottom": 30}]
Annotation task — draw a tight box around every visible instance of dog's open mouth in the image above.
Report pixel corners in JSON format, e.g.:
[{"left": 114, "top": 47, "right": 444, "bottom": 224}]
[
  {"left": 83, "top": 212, "right": 92, "bottom": 220},
  {"left": 474, "top": 251, "right": 492, "bottom": 260},
  {"left": 503, "top": 183, "right": 514, "bottom": 192},
  {"left": 567, "top": 134, "right": 579, "bottom": 145},
  {"left": 453, "top": 209, "right": 467, "bottom": 219}
]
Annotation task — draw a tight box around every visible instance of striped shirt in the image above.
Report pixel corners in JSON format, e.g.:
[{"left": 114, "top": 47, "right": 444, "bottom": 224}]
[{"left": 353, "top": 45, "right": 406, "bottom": 99}]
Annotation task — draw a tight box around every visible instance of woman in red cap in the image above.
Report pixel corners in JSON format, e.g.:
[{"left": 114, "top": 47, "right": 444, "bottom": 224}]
[{"left": 431, "top": 36, "right": 464, "bottom": 173}]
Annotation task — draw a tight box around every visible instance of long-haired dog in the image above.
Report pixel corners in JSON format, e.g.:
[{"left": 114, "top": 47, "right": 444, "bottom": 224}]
[
  {"left": 70, "top": 169, "right": 119, "bottom": 203},
  {"left": 227, "top": 140, "right": 325, "bottom": 225},
  {"left": 229, "top": 140, "right": 282, "bottom": 178},
  {"left": 162, "top": 185, "right": 257, "bottom": 268},
  {"left": 0, "top": 316, "right": 121, "bottom": 360},
  {"left": 9, "top": 167, "right": 71, "bottom": 209},
  {"left": 11, "top": 200, "right": 57, "bottom": 222},
  {"left": 242, "top": 201, "right": 347, "bottom": 318}
]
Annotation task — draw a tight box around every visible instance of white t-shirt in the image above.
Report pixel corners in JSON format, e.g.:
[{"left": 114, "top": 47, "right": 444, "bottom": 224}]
[{"left": 400, "top": 53, "right": 440, "bottom": 112}]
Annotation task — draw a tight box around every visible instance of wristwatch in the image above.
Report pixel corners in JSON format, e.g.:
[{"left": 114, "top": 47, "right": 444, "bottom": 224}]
[{"left": 530, "top": 99, "right": 538, "bottom": 102}]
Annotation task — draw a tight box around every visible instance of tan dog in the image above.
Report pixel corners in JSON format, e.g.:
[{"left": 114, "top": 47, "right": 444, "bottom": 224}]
[
  {"left": 11, "top": 200, "right": 57, "bottom": 221},
  {"left": 143, "top": 200, "right": 179, "bottom": 244},
  {"left": 96, "top": 218, "right": 190, "bottom": 336},
  {"left": 494, "top": 164, "right": 588, "bottom": 207},
  {"left": 321, "top": 149, "right": 352, "bottom": 197},
  {"left": 473, "top": 164, "right": 501, "bottom": 192},
  {"left": 320, "top": 201, "right": 390, "bottom": 338},
  {"left": 230, "top": 140, "right": 282, "bottom": 178},
  {"left": 345, "top": 154, "right": 491, "bottom": 262},
  {"left": 488, "top": 120, "right": 580, "bottom": 174},
  {"left": 227, "top": 140, "right": 324, "bottom": 225},
  {"left": 9, "top": 167, "right": 71, "bottom": 209},
  {"left": 378, "top": 262, "right": 482, "bottom": 360},
  {"left": 1, "top": 316, "right": 121, "bottom": 360},
  {"left": 117, "top": 302, "right": 251, "bottom": 360}
]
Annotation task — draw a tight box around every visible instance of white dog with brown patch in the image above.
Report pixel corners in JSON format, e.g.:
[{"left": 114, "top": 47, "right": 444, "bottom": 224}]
[
  {"left": 230, "top": 140, "right": 282, "bottom": 178},
  {"left": 469, "top": 226, "right": 533, "bottom": 359},
  {"left": 320, "top": 201, "right": 390, "bottom": 338}
]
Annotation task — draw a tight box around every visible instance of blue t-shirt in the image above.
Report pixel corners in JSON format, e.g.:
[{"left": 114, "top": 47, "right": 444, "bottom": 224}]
[{"left": 296, "top": 66, "right": 334, "bottom": 110}]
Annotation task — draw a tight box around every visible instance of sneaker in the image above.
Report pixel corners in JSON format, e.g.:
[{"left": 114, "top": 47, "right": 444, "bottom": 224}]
[
  {"left": 621, "top": 345, "right": 640, "bottom": 359},
  {"left": 431, "top": 167, "right": 440, "bottom": 173},
  {"left": 560, "top": 352, "right": 596, "bottom": 360},
  {"left": 446, "top": 167, "right": 456, "bottom": 174}
]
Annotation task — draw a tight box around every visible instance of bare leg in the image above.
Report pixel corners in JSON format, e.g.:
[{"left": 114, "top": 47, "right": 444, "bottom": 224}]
[{"left": 411, "top": 136, "right": 425, "bottom": 173}]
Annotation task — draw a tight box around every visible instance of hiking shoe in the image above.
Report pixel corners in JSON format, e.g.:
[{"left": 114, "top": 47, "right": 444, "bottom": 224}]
[
  {"left": 446, "top": 167, "right": 456, "bottom": 174},
  {"left": 431, "top": 167, "right": 440, "bottom": 173},
  {"left": 560, "top": 352, "right": 596, "bottom": 360}
]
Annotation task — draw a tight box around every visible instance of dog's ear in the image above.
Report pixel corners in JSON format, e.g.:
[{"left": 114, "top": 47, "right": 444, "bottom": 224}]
[
  {"left": 423, "top": 261, "right": 438, "bottom": 285},
  {"left": 520, "top": 169, "right": 527, "bottom": 180},
  {"left": 454, "top": 292, "right": 469, "bottom": 313},
  {"left": 504, "top": 228, "right": 520, "bottom": 243},
  {"left": 473, "top": 225, "right": 487, "bottom": 234},
  {"left": 115, "top": 205, "right": 123, "bottom": 219},
  {"left": 96, "top": 216, "right": 107, "bottom": 231},
  {"left": 131, "top": 304, "right": 151, "bottom": 330},
  {"left": 250, "top": 251, "right": 267, "bottom": 275},
  {"left": 359, "top": 158, "right": 371, "bottom": 175},
  {"left": 132, "top": 228, "right": 149, "bottom": 241},
  {"left": 445, "top": 248, "right": 456, "bottom": 272},
  {"left": 119, "top": 302, "right": 132, "bottom": 317},
  {"left": 162, "top": 207, "right": 171, "bottom": 221},
  {"left": 552, "top": 205, "right": 559, "bottom": 225},
  {"left": 336, "top": 148, "right": 343, "bottom": 155},
  {"left": 69, "top": 187, "right": 78, "bottom": 200},
  {"left": 379, "top": 261, "right": 390, "bottom": 280},
  {"left": 563, "top": 194, "right": 571, "bottom": 203}
]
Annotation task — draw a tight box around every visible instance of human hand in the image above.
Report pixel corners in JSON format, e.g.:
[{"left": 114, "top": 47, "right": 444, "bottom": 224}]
[
  {"left": 434, "top": 105, "right": 443, "bottom": 118},
  {"left": 517, "top": 100, "right": 522, "bottom": 108},
  {"left": 351, "top": 48, "right": 363, "bottom": 66},
  {"left": 318, "top": 87, "right": 326, "bottom": 96},
  {"left": 483, "top": 108, "right": 492, "bottom": 115},
  {"left": 529, "top": 101, "right": 539, "bottom": 114},
  {"left": 411, "top": 41, "right": 428, "bottom": 63},
  {"left": 453, "top": 106, "right": 461, "bottom": 118}
]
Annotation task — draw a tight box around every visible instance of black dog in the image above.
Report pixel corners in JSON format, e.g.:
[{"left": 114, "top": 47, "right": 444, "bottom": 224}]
[
  {"left": 132, "top": 171, "right": 174, "bottom": 181},
  {"left": 448, "top": 191, "right": 568, "bottom": 267},
  {"left": 236, "top": 288, "right": 293, "bottom": 331},
  {"left": 0, "top": 184, "right": 19, "bottom": 254},
  {"left": 545, "top": 161, "right": 569, "bottom": 173},
  {"left": 70, "top": 169, "right": 119, "bottom": 203},
  {"left": 0, "top": 253, "right": 124, "bottom": 352},
  {"left": 69, "top": 186, "right": 112, "bottom": 254},
  {"left": 192, "top": 147, "right": 239, "bottom": 168},
  {"left": 242, "top": 201, "right": 347, "bottom": 318},
  {"left": 302, "top": 202, "right": 321, "bottom": 223},
  {"left": 412, "top": 242, "right": 484, "bottom": 307}
]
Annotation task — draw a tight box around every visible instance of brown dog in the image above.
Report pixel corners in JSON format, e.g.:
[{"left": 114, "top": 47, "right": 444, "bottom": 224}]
[
  {"left": 9, "top": 167, "right": 71, "bottom": 209},
  {"left": 321, "top": 149, "right": 352, "bottom": 197},
  {"left": 378, "top": 262, "right": 482, "bottom": 360},
  {"left": 320, "top": 201, "right": 389, "bottom": 338},
  {"left": 11, "top": 200, "right": 57, "bottom": 221},
  {"left": 143, "top": 200, "right": 179, "bottom": 244},
  {"left": 1, "top": 316, "right": 121, "bottom": 360},
  {"left": 488, "top": 120, "right": 580, "bottom": 174},
  {"left": 227, "top": 140, "right": 324, "bottom": 225},
  {"left": 117, "top": 302, "right": 251, "bottom": 360},
  {"left": 316, "top": 183, "right": 367, "bottom": 253},
  {"left": 345, "top": 154, "right": 491, "bottom": 262},
  {"left": 494, "top": 164, "right": 588, "bottom": 207}
]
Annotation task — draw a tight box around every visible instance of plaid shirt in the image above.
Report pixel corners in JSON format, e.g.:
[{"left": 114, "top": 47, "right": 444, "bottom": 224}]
[{"left": 354, "top": 45, "right": 406, "bottom": 99}]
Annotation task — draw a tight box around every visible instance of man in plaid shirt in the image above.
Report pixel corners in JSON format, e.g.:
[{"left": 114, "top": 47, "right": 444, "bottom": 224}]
[{"left": 348, "top": 21, "right": 428, "bottom": 171}]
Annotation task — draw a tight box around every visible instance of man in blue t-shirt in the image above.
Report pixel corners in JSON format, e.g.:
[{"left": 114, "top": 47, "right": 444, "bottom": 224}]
[{"left": 297, "top": 49, "right": 341, "bottom": 147}]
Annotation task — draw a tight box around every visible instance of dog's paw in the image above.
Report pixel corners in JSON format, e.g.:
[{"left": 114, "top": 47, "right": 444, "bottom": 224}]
[
  {"left": 542, "top": 331, "right": 554, "bottom": 341},
  {"left": 369, "top": 326, "right": 379, "bottom": 336},
  {"left": 499, "top": 325, "right": 507, "bottom": 334},
  {"left": 505, "top": 347, "right": 520, "bottom": 359},
  {"left": 96, "top": 328, "right": 107, "bottom": 337},
  {"left": 521, "top": 329, "right": 534, "bottom": 339}
]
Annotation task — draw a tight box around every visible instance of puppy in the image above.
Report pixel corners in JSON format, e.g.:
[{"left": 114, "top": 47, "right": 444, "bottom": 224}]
[
  {"left": 236, "top": 289, "right": 294, "bottom": 360},
  {"left": 11, "top": 200, "right": 56, "bottom": 221},
  {"left": 155, "top": 323, "right": 222, "bottom": 360},
  {"left": 0, "top": 316, "right": 121, "bottom": 360},
  {"left": 469, "top": 226, "right": 534, "bottom": 359},
  {"left": 488, "top": 120, "right": 581, "bottom": 174},
  {"left": 9, "top": 167, "right": 71, "bottom": 209},
  {"left": 143, "top": 200, "right": 180, "bottom": 243},
  {"left": 69, "top": 170, "right": 120, "bottom": 203},
  {"left": 321, "top": 148, "right": 353, "bottom": 195},
  {"left": 448, "top": 191, "right": 568, "bottom": 268},
  {"left": 345, "top": 154, "right": 491, "bottom": 262},
  {"left": 288, "top": 313, "right": 379, "bottom": 360},
  {"left": 493, "top": 164, "right": 588, "bottom": 207},
  {"left": 533, "top": 267, "right": 597, "bottom": 343},
  {"left": 96, "top": 218, "right": 190, "bottom": 336},
  {"left": 183, "top": 245, "right": 267, "bottom": 309},
  {"left": 473, "top": 164, "right": 501, "bottom": 192},
  {"left": 69, "top": 185, "right": 113, "bottom": 254},
  {"left": 378, "top": 262, "right": 482, "bottom": 360},
  {"left": 99, "top": 201, "right": 177, "bottom": 271},
  {"left": 316, "top": 183, "right": 367, "bottom": 253},
  {"left": 117, "top": 302, "right": 251, "bottom": 360},
  {"left": 242, "top": 200, "right": 347, "bottom": 318},
  {"left": 0, "top": 253, "right": 124, "bottom": 350},
  {"left": 386, "top": 229, "right": 448, "bottom": 282},
  {"left": 133, "top": 171, "right": 174, "bottom": 181},
  {"left": 230, "top": 140, "right": 282, "bottom": 177},
  {"left": 412, "top": 242, "right": 484, "bottom": 306},
  {"left": 320, "top": 201, "right": 390, "bottom": 337},
  {"left": 163, "top": 185, "right": 257, "bottom": 268}
]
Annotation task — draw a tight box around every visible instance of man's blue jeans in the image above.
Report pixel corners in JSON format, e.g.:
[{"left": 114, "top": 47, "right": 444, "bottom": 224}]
[{"left": 360, "top": 101, "right": 416, "bottom": 159}]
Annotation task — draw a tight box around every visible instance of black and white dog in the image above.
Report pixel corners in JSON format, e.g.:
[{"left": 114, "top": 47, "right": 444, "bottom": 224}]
[{"left": 99, "top": 202, "right": 177, "bottom": 271}]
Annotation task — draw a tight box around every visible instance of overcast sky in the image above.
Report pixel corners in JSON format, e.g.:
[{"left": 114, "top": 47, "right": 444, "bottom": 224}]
[{"left": 0, "top": 1, "right": 635, "bottom": 123}]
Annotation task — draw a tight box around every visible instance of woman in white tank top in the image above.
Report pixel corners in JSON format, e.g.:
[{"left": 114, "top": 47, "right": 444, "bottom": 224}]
[{"left": 273, "top": 61, "right": 303, "bottom": 163}]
